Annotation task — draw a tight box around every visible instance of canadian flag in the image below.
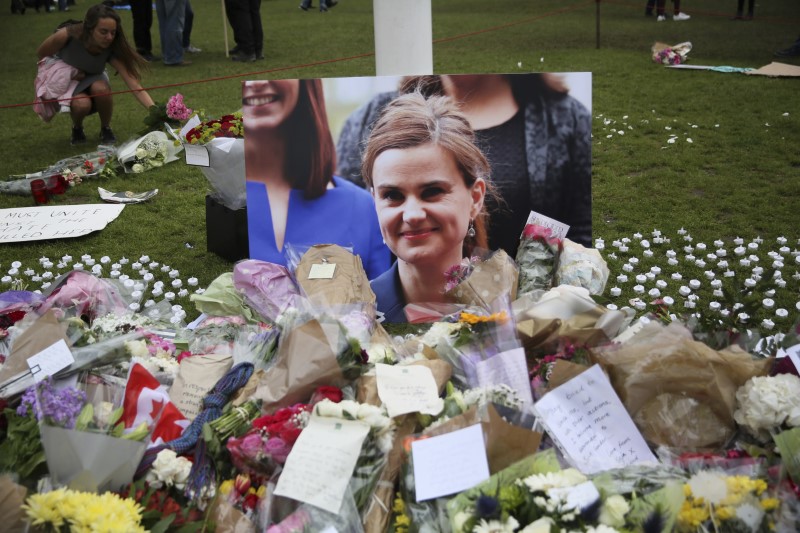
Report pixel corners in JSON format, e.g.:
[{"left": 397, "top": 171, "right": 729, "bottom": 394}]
[{"left": 122, "top": 362, "right": 189, "bottom": 448}]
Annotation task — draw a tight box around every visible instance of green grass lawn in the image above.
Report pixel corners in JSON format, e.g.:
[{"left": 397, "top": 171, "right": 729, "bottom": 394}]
[{"left": 0, "top": 0, "right": 798, "bottom": 321}]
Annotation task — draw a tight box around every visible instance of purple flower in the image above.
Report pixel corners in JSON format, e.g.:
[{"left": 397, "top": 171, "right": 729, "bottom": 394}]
[
  {"left": 17, "top": 378, "right": 86, "bottom": 429},
  {"left": 263, "top": 437, "right": 291, "bottom": 463}
]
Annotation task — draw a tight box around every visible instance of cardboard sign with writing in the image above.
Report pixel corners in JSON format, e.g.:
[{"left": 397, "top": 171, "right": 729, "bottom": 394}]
[{"left": 0, "top": 204, "right": 124, "bottom": 243}]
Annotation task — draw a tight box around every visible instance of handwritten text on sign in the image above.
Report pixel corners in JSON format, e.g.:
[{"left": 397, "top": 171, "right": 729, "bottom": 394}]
[
  {"left": 0, "top": 204, "right": 125, "bottom": 243},
  {"left": 533, "top": 364, "right": 656, "bottom": 474}
]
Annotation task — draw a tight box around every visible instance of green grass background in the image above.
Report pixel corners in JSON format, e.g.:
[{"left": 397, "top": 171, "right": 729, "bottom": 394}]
[{"left": 0, "top": 0, "right": 798, "bottom": 319}]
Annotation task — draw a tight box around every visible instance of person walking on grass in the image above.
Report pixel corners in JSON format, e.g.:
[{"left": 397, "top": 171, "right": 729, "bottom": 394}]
[
  {"left": 732, "top": 0, "right": 754, "bottom": 20},
  {"left": 36, "top": 3, "right": 155, "bottom": 145}
]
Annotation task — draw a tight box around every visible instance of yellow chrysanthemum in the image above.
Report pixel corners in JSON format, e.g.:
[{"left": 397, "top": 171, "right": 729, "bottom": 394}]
[
  {"left": 683, "top": 484, "right": 692, "bottom": 497},
  {"left": 760, "top": 497, "right": 780, "bottom": 511},
  {"left": 716, "top": 506, "right": 735, "bottom": 520},
  {"left": 459, "top": 311, "right": 509, "bottom": 325},
  {"left": 679, "top": 503, "right": 710, "bottom": 528},
  {"left": 392, "top": 494, "right": 406, "bottom": 514}
]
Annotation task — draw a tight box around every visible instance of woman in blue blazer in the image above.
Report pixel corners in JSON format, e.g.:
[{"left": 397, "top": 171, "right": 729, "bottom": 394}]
[{"left": 243, "top": 79, "right": 391, "bottom": 280}]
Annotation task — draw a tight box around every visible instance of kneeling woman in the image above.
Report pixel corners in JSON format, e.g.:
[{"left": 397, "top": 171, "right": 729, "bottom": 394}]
[
  {"left": 37, "top": 4, "right": 154, "bottom": 145},
  {"left": 363, "top": 92, "right": 491, "bottom": 322}
]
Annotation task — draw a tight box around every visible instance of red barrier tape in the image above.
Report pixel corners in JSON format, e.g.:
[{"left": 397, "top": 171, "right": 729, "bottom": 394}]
[{"left": 2, "top": 1, "right": 600, "bottom": 111}]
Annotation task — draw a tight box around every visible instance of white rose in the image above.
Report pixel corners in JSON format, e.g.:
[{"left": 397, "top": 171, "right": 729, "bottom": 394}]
[
  {"left": 452, "top": 511, "right": 471, "bottom": 532},
  {"left": 125, "top": 339, "right": 150, "bottom": 358},
  {"left": 519, "top": 517, "right": 554, "bottom": 533},
  {"left": 131, "top": 163, "right": 145, "bottom": 173},
  {"left": 599, "top": 494, "right": 630, "bottom": 527},
  {"left": 315, "top": 399, "right": 342, "bottom": 418},
  {"left": 337, "top": 400, "right": 361, "bottom": 419}
]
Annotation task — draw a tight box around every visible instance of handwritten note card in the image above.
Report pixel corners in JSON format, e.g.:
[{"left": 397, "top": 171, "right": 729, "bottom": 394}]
[
  {"left": 532, "top": 364, "right": 657, "bottom": 474},
  {"left": 274, "top": 415, "right": 370, "bottom": 514},
  {"left": 376, "top": 363, "right": 443, "bottom": 418},
  {"left": 411, "top": 424, "right": 490, "bottom": 502},
  {"left": 475, "top": 347, "right": 534, "bottom": 407},
  {"left": 27, "top": 339, "right": 74, "bottom": 382}
]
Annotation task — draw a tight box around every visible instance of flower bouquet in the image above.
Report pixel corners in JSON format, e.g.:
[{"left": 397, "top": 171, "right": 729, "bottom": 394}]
[
  {"left": 22, "top": 487, "right": 148, "bottom": 532},
  {"left": 27, "top": 371, "right": 161, "bottom": 492},
  {"left": 183, "top": 112, "right": 246, "bottom": 210},
  {"left": 1, "top": 147, "right": 114, "bottom": 195},
  {"left": 114, "top": 130, "right": 182, "bottom": 174},
  {"left": 515, "top": 211, "right": 568, "bottom": 298},
  {"left": 252, "top": 306, "right": 371, "bottom": 412},
  {"left": 138, "top": 92, "right": 195, "bottom": 136},
  {"left": 269, "top": 398, "right": 395, "bottom": 524},
  {"left": 652, "top": 41, "right": 692, "bottom": 65}
]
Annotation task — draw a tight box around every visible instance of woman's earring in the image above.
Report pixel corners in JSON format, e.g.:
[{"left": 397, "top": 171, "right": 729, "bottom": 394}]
[{"left": 467, "top": 220, "right": 476, "bottom": 239}]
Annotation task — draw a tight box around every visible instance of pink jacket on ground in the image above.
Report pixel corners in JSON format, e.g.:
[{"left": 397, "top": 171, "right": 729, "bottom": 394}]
[{"left": 34, "top": 57, "right": 79, "bottom": 123}]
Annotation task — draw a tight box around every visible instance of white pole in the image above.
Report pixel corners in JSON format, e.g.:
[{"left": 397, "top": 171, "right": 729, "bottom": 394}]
[{"left": 373, "top": 0, "right": 433, "bottom": 76}]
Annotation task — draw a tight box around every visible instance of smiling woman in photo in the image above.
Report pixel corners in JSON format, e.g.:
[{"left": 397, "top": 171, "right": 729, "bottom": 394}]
[
  {"left": 242, "top": 79, "right": 390, "bottom": 279},
  {"left": 363, "top": 92, "right": 491, "bottom": 322}
]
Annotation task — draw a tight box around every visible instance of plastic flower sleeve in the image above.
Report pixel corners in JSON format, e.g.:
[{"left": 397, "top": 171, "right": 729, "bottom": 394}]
[
  {"left": 555, "top": 238, "right": 610, "bottom": 295},
  {"left": 232, "top": 259, "right": 301, "bottom": 323},
  {"left": 37, "top": 270, "right": 145, "bottom": 322},
  {"left": 115, "top": 131, "right": 182, "bottom": 174},
  {"left": 444, "top": 249, "right": 519, "bottom": 312},
  {"left": 515, "top": 217, "right": 565, "bottom": 298},
  {"left": 198, "top": 137, "right": 246, "bottom": 210}
]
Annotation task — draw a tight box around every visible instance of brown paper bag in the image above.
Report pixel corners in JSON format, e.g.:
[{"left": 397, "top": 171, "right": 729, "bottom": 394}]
[
  {"left": 423, "top": 404, "right": 542, "bottom": 474},
  {"left": 169, "top": 353, "right": 233, "bottom": 420},
  {"left": 295, "top": 244, "right": 376, "bottom": 306},
  {"left": 252, "top": 319, "right": 345, "bottom": 413},
  {"left": 0, "top": 475, "right": 28, "bottom": 533},
  {"left": 445, "top": 250, "right": 518, "bottom": 308},
  {"left": 0, "top": 310, "right": 71, "bottom": 386},
  {"left": 546, "top": 359, "right": 591, "bottom": 391},
  {"left": 210, "top": 497, "right": 256, "bottom": 533},
  {"left": 359, "top": 359, "right": 452, "bottom": 533},
  {"left": 593, "top": 321, "right": 770, "bottom": 449}
]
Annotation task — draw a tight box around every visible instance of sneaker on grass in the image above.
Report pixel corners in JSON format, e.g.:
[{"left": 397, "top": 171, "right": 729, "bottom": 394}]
[{"left": 673, "top": 12, "right": 690, "bottom": 21}]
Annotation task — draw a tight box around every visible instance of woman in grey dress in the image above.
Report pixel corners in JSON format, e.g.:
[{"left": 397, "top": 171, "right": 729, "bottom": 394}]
[{"left": 37, "top": 4, "right": 155, "bottom": 145}]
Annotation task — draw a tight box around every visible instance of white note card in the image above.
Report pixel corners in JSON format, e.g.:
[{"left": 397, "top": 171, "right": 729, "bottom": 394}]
[
  {"left": 376, "top": 363, "right": 443, "bottom": 418},
  {"left": 184, "top": 144, "right": 210, "bottom": 167},
  {"left": 27, "top": 339, "right": 74, "bottom": 382},
  {"left": 475, "top": 347, "right": 534, "bottom": 406},
  {"left": 524, "top": 210, "right": 570, "bottom": 240},
  {"left": 412, "top": 424, "right": 489, "bottom": 502},
  {"left": 533, "top": 364, "right": 657, "bottom": 474},
  {"left": 274, "top": 415, "right": 370, "bottom": 514}
]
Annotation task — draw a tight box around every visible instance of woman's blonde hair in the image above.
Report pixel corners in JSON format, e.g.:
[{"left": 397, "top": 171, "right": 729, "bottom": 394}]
[{"left": 361, "top": 91, "right": 493, "bottom": 257}]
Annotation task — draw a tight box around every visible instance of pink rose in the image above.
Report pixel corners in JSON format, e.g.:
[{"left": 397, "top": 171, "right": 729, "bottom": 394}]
[{"left": 264, "top": 437, "right": 291, "bottom": 463}]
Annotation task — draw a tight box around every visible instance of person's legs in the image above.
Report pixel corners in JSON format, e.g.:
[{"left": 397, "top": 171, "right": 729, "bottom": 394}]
[
  {"left": 227, "top": 0, "right": 255, "bottom": 59},
  {"left": 250, "top": 0, "right": 263, "bottom": 59},
  {"left": 157, "top": 0, "right": 187, "bottom": 65},
  {"left": 645, "top": 0, "right": 655, "bottom": 16},
  {"left": 183, "top": 0, "right": 193, "bottom": 48},
  {"left": 130, "top": 0, "right": 154, "bottom": 56},
  {"left": 69, "top": 92, "right": 91, "bottom": 144}
]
